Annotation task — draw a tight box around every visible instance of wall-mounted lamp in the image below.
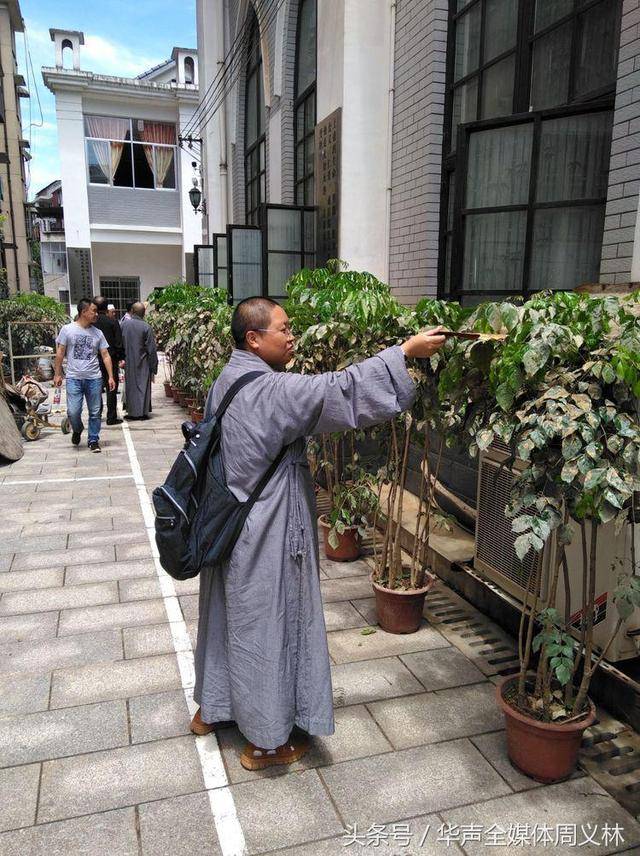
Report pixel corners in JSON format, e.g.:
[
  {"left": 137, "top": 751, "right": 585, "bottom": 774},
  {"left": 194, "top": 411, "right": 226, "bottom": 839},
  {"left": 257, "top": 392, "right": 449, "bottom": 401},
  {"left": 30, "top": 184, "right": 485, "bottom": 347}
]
[{"left": 189, "top": 161, "right": 206, "bottom": 214}]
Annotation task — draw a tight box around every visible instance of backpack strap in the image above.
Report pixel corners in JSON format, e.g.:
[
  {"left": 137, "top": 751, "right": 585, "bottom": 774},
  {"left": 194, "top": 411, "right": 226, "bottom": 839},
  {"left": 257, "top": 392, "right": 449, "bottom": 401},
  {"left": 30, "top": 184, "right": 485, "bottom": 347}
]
[
  {"left": 244, "top": 444, "right": 289, "bottom": 511},
  {"left": 214, "top": 371, "right": 266, "bottom": 420}
]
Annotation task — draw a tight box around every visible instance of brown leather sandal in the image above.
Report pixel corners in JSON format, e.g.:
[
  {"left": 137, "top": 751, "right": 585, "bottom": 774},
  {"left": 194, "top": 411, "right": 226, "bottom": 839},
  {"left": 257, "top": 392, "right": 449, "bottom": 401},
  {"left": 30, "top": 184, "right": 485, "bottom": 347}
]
[
  {"left": 240, "top": 736, "right": 309, "bottom": 771},
  {"left": 190, "top": 708, "right": 236, "bottom": 736}
]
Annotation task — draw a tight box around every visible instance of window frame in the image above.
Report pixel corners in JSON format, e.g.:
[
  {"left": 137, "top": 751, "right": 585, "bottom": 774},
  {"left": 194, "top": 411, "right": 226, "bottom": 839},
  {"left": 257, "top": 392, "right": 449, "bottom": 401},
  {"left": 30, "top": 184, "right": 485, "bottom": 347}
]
[
  {"left": 294, "top": 0, "right": 317, "bottom": 206},
  {"left": 84, "top": 115, "right": 178, "bottom": 192},
  {"left": 244, "top": 14, "right": 266, "bottom": 226},
  {"left": 439, "top": 0, "right": 622, "bottom": 300}
]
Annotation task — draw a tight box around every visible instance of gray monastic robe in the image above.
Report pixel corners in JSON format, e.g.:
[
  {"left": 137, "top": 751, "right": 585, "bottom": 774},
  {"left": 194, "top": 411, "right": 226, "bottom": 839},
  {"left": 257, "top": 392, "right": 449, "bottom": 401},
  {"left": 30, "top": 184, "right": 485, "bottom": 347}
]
[
  {"left": 122, "top": 317, "right": 158, "bottom": 418},
  {"left": 194, "top": 346, "right": 416, "bottom": 749}
]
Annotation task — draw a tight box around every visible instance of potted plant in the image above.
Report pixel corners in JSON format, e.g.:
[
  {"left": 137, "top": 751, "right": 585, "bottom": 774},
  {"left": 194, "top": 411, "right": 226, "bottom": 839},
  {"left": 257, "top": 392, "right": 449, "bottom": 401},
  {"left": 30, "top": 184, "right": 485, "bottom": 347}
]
[
  {"left": 467, "top": 291, "right": 640, "bottom": 782},
  {"left": 319, "top": 472, "right": 380, "bottom": 561}
]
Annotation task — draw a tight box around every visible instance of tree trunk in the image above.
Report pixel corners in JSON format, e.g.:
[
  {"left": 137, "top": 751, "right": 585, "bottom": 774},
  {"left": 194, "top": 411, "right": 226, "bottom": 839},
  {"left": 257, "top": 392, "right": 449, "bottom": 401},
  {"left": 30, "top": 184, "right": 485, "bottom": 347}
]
[{"left": 574, "top": 523, "right": 599, "bottom": 714}]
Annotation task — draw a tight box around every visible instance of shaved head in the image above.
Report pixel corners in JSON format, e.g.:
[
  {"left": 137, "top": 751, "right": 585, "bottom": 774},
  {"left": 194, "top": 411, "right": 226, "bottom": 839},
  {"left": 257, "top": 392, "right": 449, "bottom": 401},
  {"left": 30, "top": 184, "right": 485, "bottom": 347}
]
[
  {"left": 231, "top": 297, "right": 278, "bottom": 349},
  {"left": 131, "top": 302, "right": 146, "bottom": 318}
]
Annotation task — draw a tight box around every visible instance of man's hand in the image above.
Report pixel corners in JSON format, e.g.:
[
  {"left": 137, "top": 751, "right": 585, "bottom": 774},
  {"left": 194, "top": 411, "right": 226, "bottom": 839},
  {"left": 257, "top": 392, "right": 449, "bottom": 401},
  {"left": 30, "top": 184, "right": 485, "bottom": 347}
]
[
  {"left": 108, "top": 377, "right": 116, "bottom": 392},
  {"left": 53, "top": 374, "right": 63, "bottom": 388},
  {"left": 401, "top": 327, "right": 447, "bottom": 359}
]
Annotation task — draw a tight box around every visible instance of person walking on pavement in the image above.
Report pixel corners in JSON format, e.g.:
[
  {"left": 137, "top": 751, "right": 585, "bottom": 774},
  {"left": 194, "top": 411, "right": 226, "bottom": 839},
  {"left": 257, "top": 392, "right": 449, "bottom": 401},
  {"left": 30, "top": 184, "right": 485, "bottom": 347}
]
[
  {"left": 92, "top": 296, "right": 125, "bottom": 426},
  {"left": 120, "top": 302, "right": 158, "bottom": 421},
  {"left": 53, "top": 297, "right": 115, "bottom": 453},
  {"left": 120, "top": 300, "right": 135, "bottom": 328},
  {"left": 192, "top": 296, "right": 445, "bottom": 770}
]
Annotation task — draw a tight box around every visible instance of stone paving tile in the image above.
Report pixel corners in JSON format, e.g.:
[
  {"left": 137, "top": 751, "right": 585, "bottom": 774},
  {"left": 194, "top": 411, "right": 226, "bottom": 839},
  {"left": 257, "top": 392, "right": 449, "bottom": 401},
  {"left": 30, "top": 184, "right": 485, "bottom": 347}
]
[
  {"left": 219, "top": 705, "right": 393, "bottom": 784},
  {"left": 470, "top": 730, "right": 548, "bottom": 792},
  {"left": 442, "top": 777, "right": 640, "bottom": 854},
  {"left": 229, "top": 769, "right": 343, "bottom": 854},
  {"left": 122, "top": 622, "right": 177, "bottom": 658},
  {"left": 50, "top": 652, "right": 182, "bottom": 708},
  {"left": 320, "top": 575, "right": 376, "bottom": 603},
  {"left": 172, "top": 576, "right": 200, "bottom": 595},
  {"left": 38, "top": 736, "right": 205, "bottom": 823},
  {"left": 320, "top": 557, "right": 371, "bottom": 579},
  {"left": 119, "top": 577, "right": 163, "bottom": 602},
  {"left": 38, "top": 735, "right": 204, "bottom": 822},
  {"left": 0, "top": 610, "right": 58, "bottom": 643},
  {"left": 0, "top": 807, "right": 138, "bottom": 855},
  {"left": 0, "top": 764, "right": 40, "bottom": 832},
  {"left": 58, "top": 598, "right": 168, "bottom": 635},
  {"left": 65, "top": 559, "right": 155, "bottom": 585},
  {"left": 400, "top": 647, "right": 485, "bottom": 692},
  {"left": 0, "top": 535, "right": 68, "bottom": 555},
  {"left": 331, "top": 656, "right": 424, "bottom": 707},
  {"left": 0, "top": 628, "right": 122, "bottom": 675},
  {"left": 138, "top": 792, "right": 222, "bottom": 856},
  {"left": 320, "top": 738, "right": 511, "bottom": 827},
  {"left": 0, "top": 700, "right": 129, "bottom": 767},
  {"left": 261, "top": 816, "right": 465, "bottom": 855},
  {"left": 67, "top": 528, "right": 148, "bottom": 548},
  {"left": 368, "top": 683, "right": 504, "bottom": 749},
  {"left": 0, "top": 672, "right": 50, "bottom": 714},
  {"left": 20, "top": 518, "right": 116, "bottom": 536},
  {"left": 10, "top": 545, "right": 116, "bottom": 571},
  {"left": 323, "top": 600, "right": 368, "bottom": 631},
  {"left": 0, "top": 568, "right": 64, "bottom": 593},
  {"left": 0, "top": 581, "right": 118, "bottom": 616},
  {"left": 129, "top": 689, "right": 191, "bottom": 743},
  {"left": 350, "top": 596, "right": 377, "bottom": 624},
  {"left": 179, "top": 594, "right": 199, "bottom": 620},
  {"left": 328, "top": 623, "right": 450, "bottom": 664},
  {"left": 115, "top": 542, "right": 154, "bottom": 562},
  {"left": 70, "top": 505, "right": 141, "bottom": 521}
]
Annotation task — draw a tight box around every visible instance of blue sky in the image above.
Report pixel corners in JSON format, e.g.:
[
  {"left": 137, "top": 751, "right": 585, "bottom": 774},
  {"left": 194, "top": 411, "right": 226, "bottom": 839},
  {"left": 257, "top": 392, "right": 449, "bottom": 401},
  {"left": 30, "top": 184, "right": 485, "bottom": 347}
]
[{"left": 17, "top": 0, "right": 197, "bottom": 196}]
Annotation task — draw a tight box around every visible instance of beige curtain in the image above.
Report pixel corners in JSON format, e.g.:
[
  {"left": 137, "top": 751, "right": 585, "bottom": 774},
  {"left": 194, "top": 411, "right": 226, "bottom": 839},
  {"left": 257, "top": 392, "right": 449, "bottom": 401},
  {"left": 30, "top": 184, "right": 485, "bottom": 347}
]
[
  {"left": 85, "top": 116, "right": 130, "bottom": 182},
  {"left": 138, "top": 121, "right": 175, "bottom": 188},
  {"left": 89, "top": 140, "right": 111, "bottom": 183},
  {"left": 110, "top": 143, "right": 124, "bottom": 180}
]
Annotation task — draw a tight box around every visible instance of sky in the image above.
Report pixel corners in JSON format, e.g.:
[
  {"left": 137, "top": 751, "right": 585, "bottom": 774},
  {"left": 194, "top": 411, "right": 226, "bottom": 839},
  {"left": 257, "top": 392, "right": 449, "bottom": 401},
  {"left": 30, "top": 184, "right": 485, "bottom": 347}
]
[{"left": 17, "top": 0, "right": 197, "bottom": 197}]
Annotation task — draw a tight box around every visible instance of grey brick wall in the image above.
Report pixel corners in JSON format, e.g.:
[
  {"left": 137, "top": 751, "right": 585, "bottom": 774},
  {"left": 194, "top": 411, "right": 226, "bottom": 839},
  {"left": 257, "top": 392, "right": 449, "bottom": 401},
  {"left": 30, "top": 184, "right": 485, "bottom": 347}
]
[
  {"left": 389, "top": 0, "right": 448, "bottom": 305},
  {"left": 87, "top": 187, "right": 180, "bottom": 227},
  {"left": 600, "top": 0, "right": 640, "bottom": 283}
]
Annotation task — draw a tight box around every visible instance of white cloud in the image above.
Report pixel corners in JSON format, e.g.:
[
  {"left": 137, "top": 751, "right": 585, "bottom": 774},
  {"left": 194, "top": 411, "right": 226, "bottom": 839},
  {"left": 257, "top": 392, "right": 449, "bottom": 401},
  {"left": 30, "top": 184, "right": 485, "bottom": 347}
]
[{"left": 81, "top": 34, "right": 164, "bottom": 77}]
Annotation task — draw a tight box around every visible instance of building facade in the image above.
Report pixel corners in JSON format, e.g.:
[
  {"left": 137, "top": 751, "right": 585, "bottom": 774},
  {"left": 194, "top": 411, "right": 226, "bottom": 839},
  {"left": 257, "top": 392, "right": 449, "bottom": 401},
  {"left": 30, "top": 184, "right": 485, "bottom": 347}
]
[
  {"left": 0, "top": 0, "right": 32, "bottom": 296},
  {"left": 33, "top": 179, "right": 69, "bottom": 311},
  {"left": 195, "top": 0, "right": 638, "bottom": 306},
  {"left": 42, "top": 31, "right": 203, "bottom": 313}
]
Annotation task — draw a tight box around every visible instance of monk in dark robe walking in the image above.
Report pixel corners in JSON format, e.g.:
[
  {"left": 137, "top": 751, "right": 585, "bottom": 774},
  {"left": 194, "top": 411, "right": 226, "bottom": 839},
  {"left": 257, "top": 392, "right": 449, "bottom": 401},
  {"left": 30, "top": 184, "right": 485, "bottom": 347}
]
[
  {"left": 192, "top": 297, "right": 445, "bottom": 770},
  {"left": 121, "top": 302, "right": 158, "bottom": 421}
]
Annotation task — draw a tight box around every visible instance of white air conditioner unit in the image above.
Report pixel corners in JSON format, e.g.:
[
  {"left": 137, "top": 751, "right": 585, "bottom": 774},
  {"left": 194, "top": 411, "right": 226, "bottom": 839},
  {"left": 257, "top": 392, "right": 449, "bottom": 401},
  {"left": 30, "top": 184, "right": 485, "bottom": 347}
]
[{"left": 475, "top": 448, "right": 640, "bottom": 662}]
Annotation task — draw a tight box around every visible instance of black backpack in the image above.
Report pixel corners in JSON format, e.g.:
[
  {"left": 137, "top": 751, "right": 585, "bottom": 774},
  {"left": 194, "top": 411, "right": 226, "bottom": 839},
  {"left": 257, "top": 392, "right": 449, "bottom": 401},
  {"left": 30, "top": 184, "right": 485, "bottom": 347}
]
[{"left": 152, "top": 371, "right": 287, "bottom": 580}]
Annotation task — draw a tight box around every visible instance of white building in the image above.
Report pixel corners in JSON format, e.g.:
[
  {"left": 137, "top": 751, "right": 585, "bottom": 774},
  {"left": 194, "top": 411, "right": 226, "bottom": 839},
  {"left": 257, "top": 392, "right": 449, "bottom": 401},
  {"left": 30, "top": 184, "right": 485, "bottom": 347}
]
[
  {"left": 33, "top": 179, "right": 69, "bottom": 311},
  {"left": 42, "top": 30, "right": 202, "bottom": 313}
]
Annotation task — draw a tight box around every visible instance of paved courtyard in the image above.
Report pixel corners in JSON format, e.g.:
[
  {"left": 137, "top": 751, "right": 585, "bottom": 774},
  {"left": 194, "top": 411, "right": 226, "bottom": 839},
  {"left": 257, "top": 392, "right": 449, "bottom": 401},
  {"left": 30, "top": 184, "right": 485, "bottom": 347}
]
[{"left": 1, "top": 371, "right": 640, "bottom": 855}]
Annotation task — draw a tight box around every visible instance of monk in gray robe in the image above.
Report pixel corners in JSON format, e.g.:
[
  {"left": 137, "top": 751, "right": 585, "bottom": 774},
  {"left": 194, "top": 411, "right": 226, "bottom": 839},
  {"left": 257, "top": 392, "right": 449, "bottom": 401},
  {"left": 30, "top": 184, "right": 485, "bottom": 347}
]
[
  {"left": 192, "top": 297, "right": 445, "bottom": 770},
  {"left": 121, "top": 302, "right": 158, "bottom": 420}
]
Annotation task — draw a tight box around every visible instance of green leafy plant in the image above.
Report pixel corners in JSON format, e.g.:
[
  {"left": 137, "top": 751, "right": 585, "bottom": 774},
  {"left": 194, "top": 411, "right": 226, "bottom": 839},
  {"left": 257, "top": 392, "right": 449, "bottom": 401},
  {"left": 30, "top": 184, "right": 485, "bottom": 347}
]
[
  {"left": 0, "top": 293, "right": 69, "bottom": 374},
  {"left": 326, "top": 473, "right": 380, "bottom": 550}
]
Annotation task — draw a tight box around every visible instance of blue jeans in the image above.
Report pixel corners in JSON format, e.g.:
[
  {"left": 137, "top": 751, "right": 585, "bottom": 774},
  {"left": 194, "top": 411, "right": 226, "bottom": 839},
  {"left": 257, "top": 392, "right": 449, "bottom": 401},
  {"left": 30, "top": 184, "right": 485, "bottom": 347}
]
[{"left": 66, "top": 377, "right": 103, "bottom": 444}]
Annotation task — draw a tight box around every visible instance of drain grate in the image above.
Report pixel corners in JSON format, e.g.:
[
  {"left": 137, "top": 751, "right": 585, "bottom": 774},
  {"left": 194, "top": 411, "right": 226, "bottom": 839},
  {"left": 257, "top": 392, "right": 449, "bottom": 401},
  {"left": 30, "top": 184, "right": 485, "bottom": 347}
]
[
  {"left": 424, "top": 582, "right": 520, "bottom": 678},
  {"left": 580, "top": 714, "right": 640, "bottom": 818}
]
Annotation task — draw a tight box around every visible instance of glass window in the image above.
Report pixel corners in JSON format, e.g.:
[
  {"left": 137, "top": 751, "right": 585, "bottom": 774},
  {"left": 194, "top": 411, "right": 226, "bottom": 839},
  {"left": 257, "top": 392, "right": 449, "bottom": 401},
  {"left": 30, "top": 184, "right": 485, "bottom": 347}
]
[
  {"left": 536, "top": 112, "right": 613, "bottom": 203},
  {"left": 245, "top": 9, "right": 266, "bottom": 225},
  {"left": 530, "top": 22, "right": 572, "bottom": 109},
  {"left": 535, "top": 0, "right": 572, "bottom": 32},
  {"left": 154, "top": 146, "right": 176, "bottom": 190},
  {"left": 87, "top": 140, "right": 109, "bottom": 184},
  {"left": 530, "top": 205, "right": 606, "bottom": 291},
  {"left": 484, "top": 0, "right": 518, "bottom": 63},
  {"left": 481, "top": 55, "right": 515, "bottom": 119},
  {"left": 295, "top": 0, "right": 317, "bottom": 206},
  {"left": 455, "top": 4, "right": 481, "bottom": 81},
  {"left": 132, "top": 143, "right": 154, "bottom": 189},
  {"left": 451, "top": 78, "right": 478, "bottom": 150},
  {"left": 466, "top": 124, "right": 533, "bottom": 208},
  {"left": 132, "top": 119, "right": 176, "bottom": 144},
  {"left": 268, "top": 208, "right": 302, "bottom": 251},
  {"left": 112, "top": 143, "right": 133, "bottom": 188},
  {"left": 575, "top": 1, "right": 619, "bottom": 97},
  {"left": 296, "top": 0, "right": 316, "bottom": 96},
  {"left": 463, "top": 211, "right": 527, "bottom": 292}
]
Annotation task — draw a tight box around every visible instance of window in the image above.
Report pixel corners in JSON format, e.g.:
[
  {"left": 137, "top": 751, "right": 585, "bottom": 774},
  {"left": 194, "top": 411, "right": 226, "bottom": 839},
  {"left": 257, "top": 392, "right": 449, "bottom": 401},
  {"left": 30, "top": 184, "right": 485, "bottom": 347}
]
[
  {"left": 184, "top": 56, "right": 195, "bottom": 84},
  {"left": 42, "top": 241, "right": 67, "bottom": 275},
  {"left": 84, "top": 116, "right": 177, "bottom": 190},
  {"left": 99, "top": 277, "right": 141, "bottom": 316},
  {"left": 265, "top": 205, "right": 315, "bottom": 299},
  {"left": 442, "top": 0, "right": 622, "bottom": 301},
  {"left": 294, "top": 0, "right": 316, "bottom": 206},
  {"left": 245, "top": 10, "right": 266, "bottom": 225}
]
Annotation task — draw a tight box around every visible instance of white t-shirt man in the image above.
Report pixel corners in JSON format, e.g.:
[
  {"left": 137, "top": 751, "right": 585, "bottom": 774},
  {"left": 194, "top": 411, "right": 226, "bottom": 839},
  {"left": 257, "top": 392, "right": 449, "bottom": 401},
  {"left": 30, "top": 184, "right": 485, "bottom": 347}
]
[{"left": 55, "top": 323, "right": 109, "bottom": 380}]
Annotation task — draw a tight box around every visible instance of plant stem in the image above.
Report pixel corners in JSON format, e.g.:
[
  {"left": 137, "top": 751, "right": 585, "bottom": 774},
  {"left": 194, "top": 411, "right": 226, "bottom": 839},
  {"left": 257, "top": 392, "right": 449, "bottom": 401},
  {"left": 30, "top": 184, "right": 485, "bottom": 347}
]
[
  {"left": 392, "top": 415, "right": 412, "bottom": 585},
  {"left": 574, "top": 522, "right": 599, "bottom": 714},
  {"left": 411, "top": 430, "right": 430, "bottom": 588},
  {"left": 574, "top": 521, "right": 589, "bottom": 682}
]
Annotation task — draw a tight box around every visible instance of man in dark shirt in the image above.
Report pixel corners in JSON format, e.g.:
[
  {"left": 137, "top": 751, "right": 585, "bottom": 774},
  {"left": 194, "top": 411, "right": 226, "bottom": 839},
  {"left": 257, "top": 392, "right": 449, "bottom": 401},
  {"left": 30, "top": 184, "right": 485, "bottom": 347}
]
[{"left": 92, "top": 296, "right": 125, "bottom": 425}]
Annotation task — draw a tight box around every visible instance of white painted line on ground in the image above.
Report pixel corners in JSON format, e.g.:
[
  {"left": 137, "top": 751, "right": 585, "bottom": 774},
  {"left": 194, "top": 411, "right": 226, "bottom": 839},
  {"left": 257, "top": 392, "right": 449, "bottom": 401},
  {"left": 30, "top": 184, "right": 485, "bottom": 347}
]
[
  {"left": 0, "top": 474, "right": 134, "bottom": 486},
  {"left": 120, "top": 419, "right": 247, "bottom": 856}
]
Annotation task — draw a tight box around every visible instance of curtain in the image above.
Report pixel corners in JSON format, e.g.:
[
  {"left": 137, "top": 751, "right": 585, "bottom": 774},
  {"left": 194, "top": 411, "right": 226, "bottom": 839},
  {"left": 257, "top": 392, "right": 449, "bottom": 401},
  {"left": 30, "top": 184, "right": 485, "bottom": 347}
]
[
  {"left": 89, "top": 140, "right": 111, "bottom": 183},
  {"left": 110, "top": 143, "right": 124, "bottom": 181},
  {"left": 138, "top": 122, "right": 175, "bottom": 188}
]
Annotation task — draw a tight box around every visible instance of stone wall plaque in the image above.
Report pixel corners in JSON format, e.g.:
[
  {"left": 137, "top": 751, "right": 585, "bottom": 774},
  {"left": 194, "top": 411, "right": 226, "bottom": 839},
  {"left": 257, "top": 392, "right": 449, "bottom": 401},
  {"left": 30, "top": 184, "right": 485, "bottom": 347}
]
[
  {"left": 315, "top": 107, "right": 341, "bottom": 266},
  {"left": 67, "top": 247, "right": 93, "bottom": 304}
]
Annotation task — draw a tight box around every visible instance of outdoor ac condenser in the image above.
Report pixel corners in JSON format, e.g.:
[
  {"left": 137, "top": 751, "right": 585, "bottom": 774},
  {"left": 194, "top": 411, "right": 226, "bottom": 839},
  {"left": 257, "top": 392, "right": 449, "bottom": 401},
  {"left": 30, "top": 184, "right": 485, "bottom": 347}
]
[{"left": 475, "top": 448, "right": 640, "bottom": 662}]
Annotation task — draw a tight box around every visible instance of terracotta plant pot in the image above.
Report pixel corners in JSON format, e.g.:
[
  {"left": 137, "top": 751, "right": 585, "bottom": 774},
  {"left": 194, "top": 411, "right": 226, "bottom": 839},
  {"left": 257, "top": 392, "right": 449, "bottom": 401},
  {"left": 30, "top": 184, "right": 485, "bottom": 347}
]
[
  {"left": 171, "top": 386, "right": 180, "bottom": 402},
  {"left": 496, "top": 676, "right": 596, "bottom": 783},
  {"left": 319, "top": 515, "right": 361, "bottom": 561},
  {"left": 163, "top": 381, "right": 173, "bottom": 398},
  {"left": 185, "top": 397, "right": 196, "bottom": 409},
  {"left": 371, "top": 573, "right": 435, "bottom": 634},
  {"left": 189, "top": 408, "right": 204, "bottom": 423}
]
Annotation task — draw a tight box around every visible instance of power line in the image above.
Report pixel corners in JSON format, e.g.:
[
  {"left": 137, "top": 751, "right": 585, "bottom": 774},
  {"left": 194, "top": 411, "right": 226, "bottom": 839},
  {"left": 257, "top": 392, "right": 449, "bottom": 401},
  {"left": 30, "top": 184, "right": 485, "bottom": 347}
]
[
  {"left": 180, "top": 0, "right": 279, "bottom": 137},
  {"left": 181, "top": 0, "right": 284, "bottom": 139}
]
